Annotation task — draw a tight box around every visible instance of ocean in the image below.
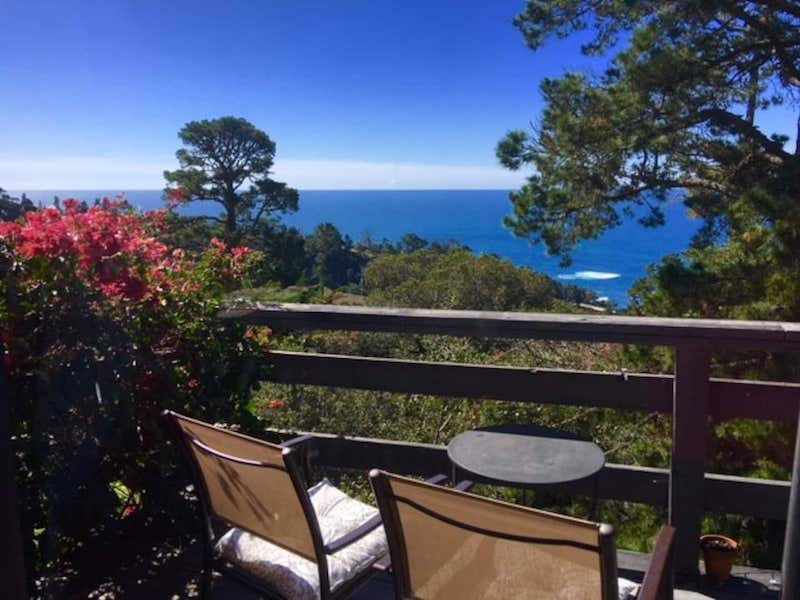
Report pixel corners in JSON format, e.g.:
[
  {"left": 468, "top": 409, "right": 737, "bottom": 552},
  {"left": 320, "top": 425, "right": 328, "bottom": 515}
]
[{"left": 14, "top": 189, "right": 700, "bottom": 305}]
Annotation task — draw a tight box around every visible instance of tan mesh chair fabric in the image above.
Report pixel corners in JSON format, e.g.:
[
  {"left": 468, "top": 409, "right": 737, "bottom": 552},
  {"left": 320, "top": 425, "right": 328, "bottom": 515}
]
[
  {"left": 171, "top": 413, "right": 317, "bottom": 560},
  {"left": 383, "top": 473, "right": 607, "bottom": 600}
]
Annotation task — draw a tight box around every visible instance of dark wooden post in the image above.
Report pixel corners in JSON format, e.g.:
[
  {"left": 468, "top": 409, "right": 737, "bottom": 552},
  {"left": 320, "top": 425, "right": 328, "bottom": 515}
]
[
  {"left": 781, "top": 408, "right": 800, "bottom": 597},
  {"left": 0, "top": 346, "right": 28, "bottom": 599},
  {"left": 670, "top": 345, "right": 711, "bottom": 576}
]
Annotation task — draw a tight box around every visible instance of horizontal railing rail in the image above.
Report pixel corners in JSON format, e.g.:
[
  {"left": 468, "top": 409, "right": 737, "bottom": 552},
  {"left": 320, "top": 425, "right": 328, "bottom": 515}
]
[
  {"left": 221, "top": 303, "right": 800, "bottom": 574},
  {"left": 263, "top": 430, "right": 791, "bottom": 521},
  {"left": 268, "top": 350, "right": 800, "bottom": 422},
  {"left": 222, "top": 302, "right": 800, "bottom": 350}
]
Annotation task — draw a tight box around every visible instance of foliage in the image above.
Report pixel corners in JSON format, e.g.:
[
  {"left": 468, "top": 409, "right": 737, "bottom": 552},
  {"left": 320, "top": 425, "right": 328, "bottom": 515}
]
[
  {"left": 495, "top": 5, "right": 798, "bottom": 563},
  {"left": 233, "top": 283, "right": 327, "bottom": 305},
  {"left": 296, "top": 225, "right": 469, "bottom": 292},
  {"left": 163, "top": 116, "right": 299, "bottom": 242},
  {"left": 304, "top": 223, "right": 365, "bottom": 289},
  {"left": 396, "top": 232, "right": 429, "bottom": 254},
  {"left": 364, "top": 248, "right": 596, "bottom": 310},
  {"left": 246, "top": 222, "right": 307, "bottom": 285},
  {"left": 1, "top": 187, "right": 35, "bottom": 222},
  {"left": 497, "top": 0, "right": 800, "bottom": 322},
  {"left": 0, "top": 200, "right": 270, "bottom": 583},
  {"left": 162, "top": 194, "right": 476, "bottom": 292}
]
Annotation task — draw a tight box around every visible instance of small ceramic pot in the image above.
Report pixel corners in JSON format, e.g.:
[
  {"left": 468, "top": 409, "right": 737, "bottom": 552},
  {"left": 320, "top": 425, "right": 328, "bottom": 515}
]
[{"left": 700, "top": 534, "right": 739, "bottom": 582}]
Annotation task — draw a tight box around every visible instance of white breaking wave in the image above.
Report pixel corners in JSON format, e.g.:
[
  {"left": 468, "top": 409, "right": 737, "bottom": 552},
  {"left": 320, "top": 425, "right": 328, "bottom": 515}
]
[{"left": 557, "top": 271, "right": 621, "bottom": 281}]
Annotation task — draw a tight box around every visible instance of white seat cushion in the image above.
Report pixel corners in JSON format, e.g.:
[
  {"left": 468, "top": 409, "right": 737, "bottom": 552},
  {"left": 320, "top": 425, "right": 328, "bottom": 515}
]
[
  {"left": 618, "top": 577, "right": 640, "bottom": 599},
  {"left": 215, "top": 479, "right": 387, "bottom": 600}
]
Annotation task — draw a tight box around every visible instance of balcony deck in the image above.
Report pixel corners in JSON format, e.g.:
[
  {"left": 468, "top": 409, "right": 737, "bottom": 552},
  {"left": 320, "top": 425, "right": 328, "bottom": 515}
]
[
  {"left": 222, "top": 303, "right": 799, "bottom": 591},
  {"left": 5, "top": 303, "right": 799, "bottom": 598}
]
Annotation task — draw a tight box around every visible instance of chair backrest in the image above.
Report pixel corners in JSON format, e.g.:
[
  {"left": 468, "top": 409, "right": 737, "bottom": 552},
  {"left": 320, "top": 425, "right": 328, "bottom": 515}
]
[
  {"left": 166, "top": 411, "right": 319, "bottom": 561},
  {"left": 370, "top": 470, "right": 618, "bottom": 600}
]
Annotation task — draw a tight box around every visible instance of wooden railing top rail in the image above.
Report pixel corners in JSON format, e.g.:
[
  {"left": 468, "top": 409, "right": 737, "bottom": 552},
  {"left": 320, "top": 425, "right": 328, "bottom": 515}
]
[{"left": 221, "top": 303, "right": 800, "bottom": 351}]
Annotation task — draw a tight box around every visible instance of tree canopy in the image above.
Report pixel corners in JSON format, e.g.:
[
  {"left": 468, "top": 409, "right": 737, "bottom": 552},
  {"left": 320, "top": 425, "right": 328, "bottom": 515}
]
[
  {"left": 0, "top": 188, "right": 35, "bottom": 222},
  {"left": 365, "top": 248, "right": 595, "bottom": 310},
  {"left": 304, "top": 223, "right": 365, "bottom": 289},
  {"left": 497, "top": 1, "right": 800, "bottom": 319},
  {"left": 164, "top": 117, "right": 298, "bottom": 241}
]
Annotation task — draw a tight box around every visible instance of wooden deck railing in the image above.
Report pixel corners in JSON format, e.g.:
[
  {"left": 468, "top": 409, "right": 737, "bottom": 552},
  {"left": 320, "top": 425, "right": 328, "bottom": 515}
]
[{"left": 221, "top": 302, "right": 800, "bottom": 575}]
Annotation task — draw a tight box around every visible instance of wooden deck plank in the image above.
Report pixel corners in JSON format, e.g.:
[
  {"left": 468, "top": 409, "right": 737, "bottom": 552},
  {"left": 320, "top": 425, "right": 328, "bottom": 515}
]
[{"left": 617, "top": 551, "right": 780, "bottom": 599}]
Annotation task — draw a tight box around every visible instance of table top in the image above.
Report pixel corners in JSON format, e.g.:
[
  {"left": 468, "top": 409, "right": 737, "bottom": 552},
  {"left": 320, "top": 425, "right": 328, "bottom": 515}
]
[{"left": 447, "top": 424, "right": 605, "bottom": 486}]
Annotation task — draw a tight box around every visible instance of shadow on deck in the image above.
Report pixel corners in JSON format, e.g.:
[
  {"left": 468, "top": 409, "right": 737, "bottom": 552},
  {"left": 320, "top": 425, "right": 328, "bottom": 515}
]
[{"left": 80, "top": 538, "right": 780, "bottom": 599}]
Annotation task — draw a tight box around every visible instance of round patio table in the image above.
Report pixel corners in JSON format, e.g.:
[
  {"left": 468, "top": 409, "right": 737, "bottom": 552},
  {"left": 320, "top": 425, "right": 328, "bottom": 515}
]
[{"left": 447, "top": 424, "right": 606, "bottom": 513}]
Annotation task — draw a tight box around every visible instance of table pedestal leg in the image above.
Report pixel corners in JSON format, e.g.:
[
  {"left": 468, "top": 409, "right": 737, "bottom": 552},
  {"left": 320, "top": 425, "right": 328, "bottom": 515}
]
[{"left": 590, "top": 475, "right": 600, "bottom": 521}]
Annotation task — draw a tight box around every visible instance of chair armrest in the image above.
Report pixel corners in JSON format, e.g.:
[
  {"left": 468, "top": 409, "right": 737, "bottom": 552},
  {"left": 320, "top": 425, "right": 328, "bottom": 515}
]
[
  {"left": 454, "top": 480, "right": 475, "bottom": 492},
  {"left": 425, "top": 474, "right": 449, "bottom": 486},
  {"left": 282, "top": 434, "right": 315, "bottom": 448},
  {"left": 637, "top": 526, "right": 676, "bottom": 600},
  {"left": 323, "top": 513, "right": 383, "bottom": 554}
]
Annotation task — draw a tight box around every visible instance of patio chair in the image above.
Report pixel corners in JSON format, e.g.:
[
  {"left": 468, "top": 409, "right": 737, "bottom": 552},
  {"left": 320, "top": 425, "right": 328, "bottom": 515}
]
[
  {"left": 370, "top": 469, "right": 675, "bottom": 600},
  {"left": 163, "top": 411, "right": 388, "bottom": 600}
]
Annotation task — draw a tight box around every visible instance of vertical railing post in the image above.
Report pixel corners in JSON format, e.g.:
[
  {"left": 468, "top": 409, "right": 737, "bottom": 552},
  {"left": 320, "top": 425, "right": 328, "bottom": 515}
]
[
  {"left": 670, "top": 345, "right": 711, "bottom": 576},
  {"left": 0, "top": 344, "right": 28, "bottom": 599},
  {"left": 781, "top": 407, "right": 800, "bottom": 598}
]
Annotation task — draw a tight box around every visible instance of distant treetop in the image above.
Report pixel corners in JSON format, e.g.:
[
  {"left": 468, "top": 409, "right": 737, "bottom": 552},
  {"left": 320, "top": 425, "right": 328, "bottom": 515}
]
[{"left": 164, "top": 116, "right": 298, "bottom": 242}]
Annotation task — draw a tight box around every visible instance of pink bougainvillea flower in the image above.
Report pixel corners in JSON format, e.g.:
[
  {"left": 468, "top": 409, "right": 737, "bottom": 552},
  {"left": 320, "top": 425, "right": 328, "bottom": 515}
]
[
  {"left": 3, "top": 201, "right": 258, "bottom": 306},
  {"left": 268, "top": 399, "right": 288, "bottom": 410},
  {"left": 0, "top": 221, "right": 22, "bottom": 238},
  {"left": 62, "top": 198, "right": 81, "bottom": 213},
  {"left": 232, "top": 246, "right": 252, "bottom": 260}
]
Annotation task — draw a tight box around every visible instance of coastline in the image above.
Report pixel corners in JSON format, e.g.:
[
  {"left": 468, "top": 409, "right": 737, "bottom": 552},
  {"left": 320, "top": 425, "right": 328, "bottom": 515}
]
[{"left": 11, "top": 189, "right": 699, "bottom": 306}]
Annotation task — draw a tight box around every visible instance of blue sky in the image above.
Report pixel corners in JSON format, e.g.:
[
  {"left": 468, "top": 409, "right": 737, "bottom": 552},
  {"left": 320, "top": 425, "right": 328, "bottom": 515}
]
[{"left": 1, "top": 1, "right": 795, "bottom": 190}]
